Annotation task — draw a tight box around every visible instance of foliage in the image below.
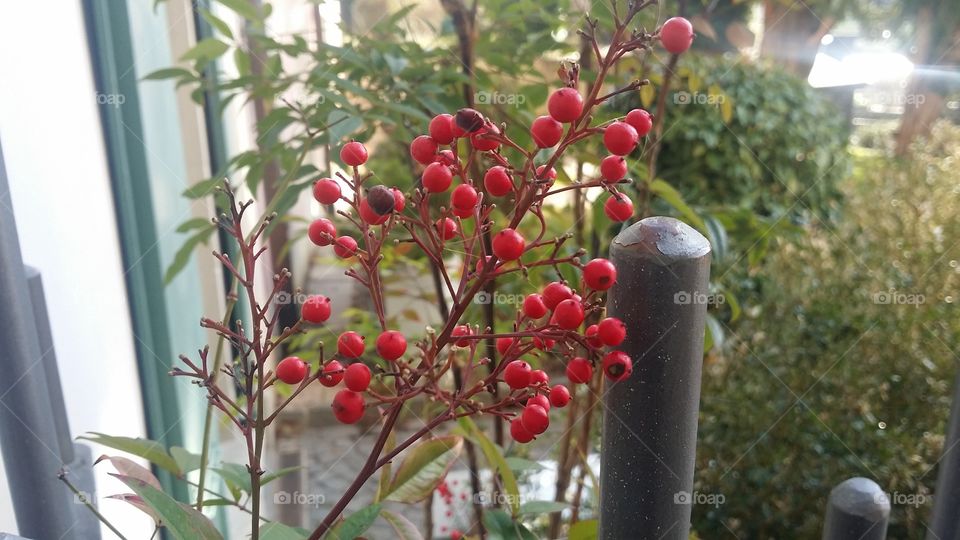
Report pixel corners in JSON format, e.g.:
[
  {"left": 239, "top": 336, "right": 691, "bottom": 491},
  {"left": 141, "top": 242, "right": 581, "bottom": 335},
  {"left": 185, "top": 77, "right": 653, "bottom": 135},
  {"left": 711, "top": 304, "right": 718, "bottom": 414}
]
[{"left": 693, "top": 122, "right": 960, "bottom": 538}]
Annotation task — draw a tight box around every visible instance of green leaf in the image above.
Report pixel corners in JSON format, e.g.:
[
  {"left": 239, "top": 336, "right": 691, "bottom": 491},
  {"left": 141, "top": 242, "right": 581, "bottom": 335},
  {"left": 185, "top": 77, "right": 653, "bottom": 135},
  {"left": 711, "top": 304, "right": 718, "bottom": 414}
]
[
  {"left": 326, "top": 109, "right": 362, "bottom": 144},
  {"left": 260, "top": 521, "right": 308, "bottom": 540},
  {"left": 79, "top": 433, "right": 180, "bottom": 475},
  {"left": 112, "top": 474, "right": 223, "bottom": 540},
  {"left": 183, "top": 177, "right": 222, "bottom": 199},
  {"left": 703, "top": 214, "right": 728, "bottom": 262},
  {"left": 181, "top": 38, "right": 229, "bottom": 63},
  {"left": 483, "top": 509, "right": 537, "bottom": 540},
  {"left": 262, "top": 466, "right": 301, "bottom": 486},
  {"left": 164, "top": 224, "right": 216, "bottom": 284},
  {"left": 217, "top": 0, "right": 262, "bottom": 21},
  {"left": 169, "top": 447, "right": 202, "bottom": 474},
  {"left": 648, "top": 179, "right": 707, "bottom": 234},
  {"left": 379, "top": 509, "right": 423, "bottom": 540},
  {"left": 327, "top": 503, "right": 381, "bottom": 540},
  {"left": 176, "top": 217, "right": 212, "bottom": 233},
  {"left": 568, "top": 519, "right": 598, "bottom": 540},
  {"left": 143, "top": 67, "right": 194, "bottom": 81},
  {"left": 200, "top": 8, "right": 234, "bottom": 39},
  {"left": 384, "top": 436, "right": 463, "bottom": 503},
  {"left": 517, "top": 500, "right": 569, "bottom": 515},
  {"left": 95, "top": 455, "right": 161, "bottom": 489},
  {"left": 458, "top": 417, "right": 520, "bottom": 516},
  {"left": 211, "top": 463, "right": 252, "bottom": 495},
  {"left": 505, "top": 457, "right": 545, "bottom": 472},
  {"left": 705, "top": 313, "right": 724, "bottom": 352}
]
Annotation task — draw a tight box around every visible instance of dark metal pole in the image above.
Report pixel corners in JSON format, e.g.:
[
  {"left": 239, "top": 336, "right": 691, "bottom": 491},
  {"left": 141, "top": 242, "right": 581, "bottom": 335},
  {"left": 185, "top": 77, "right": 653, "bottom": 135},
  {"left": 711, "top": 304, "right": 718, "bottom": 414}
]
[
  {"left": 927, "top": 369, "right": 960, "bottom": 540},
  {"left": 0, "top": 144, "right": 77, "bottom": 537},
  {"left": 599, "top": 216, "right": 711, "bottom": 540},
  {"left": 822, "top": 477, "right": 890, "bottom": 540}
]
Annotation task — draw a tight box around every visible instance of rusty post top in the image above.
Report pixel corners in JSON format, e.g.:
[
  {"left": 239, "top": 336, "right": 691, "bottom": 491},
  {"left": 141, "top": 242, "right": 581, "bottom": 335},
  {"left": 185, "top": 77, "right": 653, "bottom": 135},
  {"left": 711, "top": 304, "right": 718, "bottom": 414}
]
[{"left": 611, "top": 216, "right": 711, "bottom": 265}]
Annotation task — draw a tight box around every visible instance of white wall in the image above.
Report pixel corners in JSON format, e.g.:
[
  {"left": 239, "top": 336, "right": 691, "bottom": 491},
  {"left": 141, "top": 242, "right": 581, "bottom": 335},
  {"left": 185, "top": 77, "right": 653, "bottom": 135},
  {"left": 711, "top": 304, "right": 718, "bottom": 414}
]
[{"left": 0, "top": 1, "right": 153, "bottom": 537}]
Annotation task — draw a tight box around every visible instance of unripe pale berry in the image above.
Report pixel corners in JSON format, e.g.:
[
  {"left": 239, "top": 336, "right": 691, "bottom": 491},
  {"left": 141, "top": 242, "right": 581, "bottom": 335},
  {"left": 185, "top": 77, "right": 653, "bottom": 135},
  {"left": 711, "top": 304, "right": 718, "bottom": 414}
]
[
  {"left": 276, "top": 356, "right": 308, "bottom": 384},
  {"left": 531, "top": 115, "right": 564, "bottom": 148},
  {"left": 660, "top": 17, "right": 694, "bottom": 54},
  {"left": 625, "top": 109, "right": 653, "bottom": 137},
  {"left": 604, "top": 194, "right": 634, "bottom": 222},
  {"left": 510, "top": 417, "right": 535, "bottom": 443},
  {"left": 344, "top": 363, "right": 372, "bottom": 392},
  {"left": 410, "top": 135, "right": 438, "bottom": 164},
  {"left": 598, "top": 317, "right": 627, "bottom": 346},
  {"left": 492, "top": 228, "right": 525, "bottom": 261},
  {"left": 503, "top": 360, "right": 532, "bottom": 389},
  {"left": 547, "top": 88, "right": 583, "bottom": 123},
  {"left": 376, "top": 330, "right": 407, "bottom": 361},
  {"left": 422, "top": 162, "right": 453, "bottom": 193},
  {"left": 334, "top": 236, "right": 358, "bottom": 258},
  {"left": 603, "top": 121, "right": 639, "bottom": 156},
  {"left": 332, "top": 389, "right": 365, "bottom": 424},
  {"left": 521, "top": 404, "right": 549, "bottom": 434},
  {"left": 553, "top": 299, "right": 585, "bottom": 329},
  {"left": 600, "top": 155, "right": 628, "bottom": 182},
  {"left": 549, "top": 385, "right": 571, "bottom": 408},
  {"left": 301, "top": 295, "right": 332, "bottom": 323},
  {"left": 429, "top": 114, "right": 456, "bottom": 144},
  {"left": 340, "top": 141, "right": 368, "bottom": 166},
  {"left": 337, "top": 331, "right": 365, "bottom": 358},
  {"left": 566, "top": 357, "right": 593, "bottom": 384},
  {"left": 483, "top": 166, "right": 513, "bottom": 196},
  {"left": 542, "top": 282, "right": 574, "bottom": 310},
  {"left": 308, "top": 218, "right": 337, "bottom": 246},
  {"left": 522, "top": 294, "right": 549, "bottom": 319},
  {"left": 313, "top": 178, "right": 341, "bottom": 204},
  {"left": 583, "top": 258, "right": 618, "bottom": 290},
  {"left": 602, "top": 351, "right": 633, "bottom": 381},
  {"left": 436, "top": 217, "right": 458, "bottom": 241},
  {"left": 319, "top": 360, "right": 344, "bottom": 387},
  {"left": 451, "top": 184, "right": 479, "bottom": 210}
]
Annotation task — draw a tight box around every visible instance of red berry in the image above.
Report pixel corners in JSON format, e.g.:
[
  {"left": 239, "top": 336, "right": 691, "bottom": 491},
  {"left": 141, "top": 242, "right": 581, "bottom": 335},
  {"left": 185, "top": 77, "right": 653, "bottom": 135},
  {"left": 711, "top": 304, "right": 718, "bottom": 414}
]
[
  {"left": 334, "top": 236, "right": 358, "bottom": 258},
  {"left": 566, "top": 357, "right": 593, "bottom": 384},
  {"left": 600, "top": 155, "right": 628, "bottom": 182},
  {"left": 535, "top": 165, "right": 557, "bottom": 180},
  {"left": 308, "top": 218, "right": 337, "bottom": 246},
  {"left": 313, "top": 178, "right": 341, "bottom": 204},
  {"left": 584, "top": 324, "right": 603, "bottom": 348},
  {"left": 332, "top": 389, "right": 365, "bottom": 424},
  {"left": 604, "top": 194, "right": 634, "bottom": 222},
  {"left": 376, "top": 331, "right": 407, "bottom": 361},
  {"left": 451, "top": 531, "right": 463, "bottom": 540},
  {"left": 436, "top": 217, "right": 458, "bottom": 241},
  {"left": 471, "top": 126, "right": 501, "bottom": 151},
  {"left": 529, "top": 370, "right": 550, "bottom": 386},
  {"left": 301, "top": 295, "right": 332, "bottom": 323},
  {"left": 483, "top": 166, "right": 513, "bottom": 196},
  {"left": 451, "top": 325, "right": 472, "bottom": 347},
  {"left": 475, "top": 255, "right": 497, "bottom": 275},
  {"left": 422, "top": 162, "right": 453, "bottom": 193},
  {"left": 451, "top": 184, "right": 479, "bottom": 210},
  {"left": 553, "top": 299, "right": 585, "bottom": 330},
  {"left": 521, "top": 404, "right": 549, "bottom": 434},
  {"left": 429, "top": 114, "right": 456, "bottom": 144},
  {"left": 533, "top": 336, "right": 555, "bottom": 350},
  {"left": 531, "top": 115, "right": 564, "bottom": 148},
  {"left": 344, "top": 363, "right": 372, "bottom": 392},
  {"left": 319, "top": 360, "right": 344, "bottom": 387},
  {"left": 340, "top": 141, "right": 368, "bottom": 166},
  {"left": 602, "top": 351, "right": 633, "bottom": 381},
  {"left": 435, "top": 149, "right": 457, "bottom": 166},
  {"left": 522, "top": 294, "right": 548, "bottom": 319},
  {"left": 549, "top": 385, "right": 571, "bottom": 408},
  {"left": 583, "top": 258, "right": 617, "bottom": 290},
  {"left": 391, "top": 188, "right": 406, "bottom": 212},
  {"left": 453, "top": 206, "right": 474, "bottom": 219},
  {"left": 496, "top": 337, "right": 516, "bottom": 356},
  {"left": 625, "top": 109, "right": 653, "bottom": 137},
  {"left": 528, "top": 394, "right": 551, "bottom": 410},
  {"left": 410, "top": 135, "right": 438, "bottom": 164},
  {"left": 276, "top": 356, "right": 308, "bottom": 384},
  {"left": 492, "top": 228, "right": 525, "bottom": 261},
  {"left": 598, "top": 317, "right": 627, "bottom": 346},
  {"left": 503, "top": 360, "right": 532, "bottom": 389},
  {"left": 660, "top": 17, "right": 694, "bottom": 54},
  {"left": 510, "top": 417, "right": 535, "bottom": 443},
  {"left": 603, "top": 121, "right": 639, "bottom": 156},
  {"left": 337, "top": 331, "right": 365, "bottom": 358},
  {"left": 547, "top": 88, "right": 583, "bottom": 123},
  {"left": 359, "top": 199, "right": 389, "bottom": 225},
  {"left": 542, "top": 282, "right": 574, "bottom": 310}
]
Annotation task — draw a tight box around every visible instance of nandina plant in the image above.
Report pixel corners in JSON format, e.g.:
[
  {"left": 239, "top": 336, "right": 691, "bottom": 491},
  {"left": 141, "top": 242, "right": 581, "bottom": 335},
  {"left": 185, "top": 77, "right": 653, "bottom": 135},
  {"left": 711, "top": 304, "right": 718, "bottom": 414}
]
[{"left": 80, "top": 4, "right": 695, "bottom": 539}]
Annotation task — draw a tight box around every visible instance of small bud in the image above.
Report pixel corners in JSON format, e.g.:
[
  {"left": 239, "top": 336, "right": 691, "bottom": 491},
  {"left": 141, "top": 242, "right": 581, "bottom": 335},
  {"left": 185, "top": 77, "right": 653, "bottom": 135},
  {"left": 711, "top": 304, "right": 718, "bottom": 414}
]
[
  {"left": 367, "top": 185, "right": 396, "bottom": 215},
  {"left": 455, "top": 108, "right": 485, "bottom": 133}
]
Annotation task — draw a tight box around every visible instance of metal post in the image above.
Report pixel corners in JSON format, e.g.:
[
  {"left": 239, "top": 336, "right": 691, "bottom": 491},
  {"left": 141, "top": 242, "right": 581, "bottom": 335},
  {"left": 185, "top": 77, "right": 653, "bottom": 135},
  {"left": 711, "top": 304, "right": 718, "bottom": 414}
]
[
  {"left": 927, "top": 369, "right": 960, "bottom": 540},
  {"left": 0, "top": 142, "right": 77, "bottom": 538},
  {"left": 822, "top": 477, "right": 890, "bottom": 540},
  {"left": 599, "top": 216, "right": 711, "bottom": 540}
]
